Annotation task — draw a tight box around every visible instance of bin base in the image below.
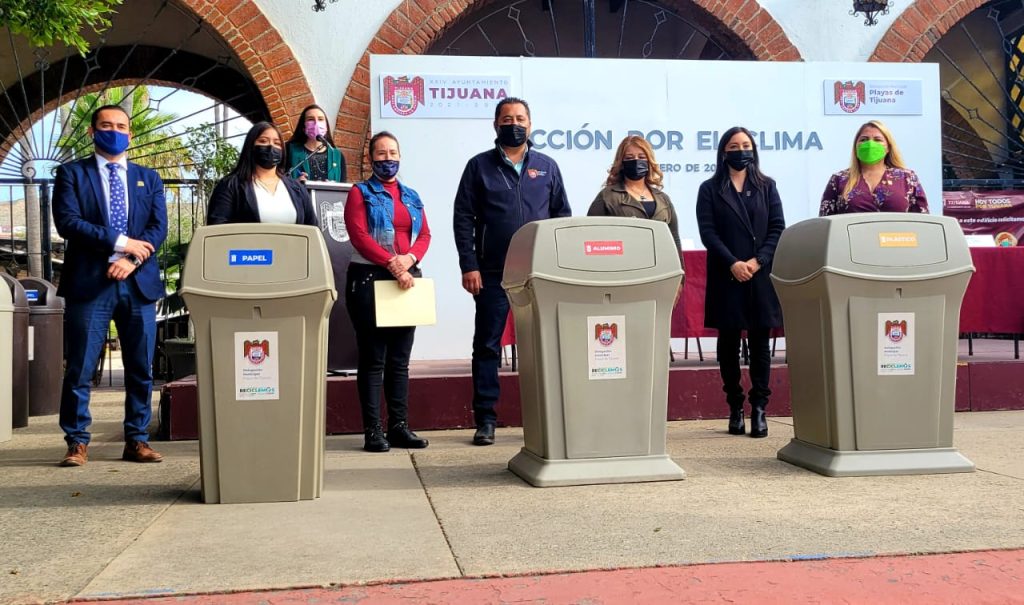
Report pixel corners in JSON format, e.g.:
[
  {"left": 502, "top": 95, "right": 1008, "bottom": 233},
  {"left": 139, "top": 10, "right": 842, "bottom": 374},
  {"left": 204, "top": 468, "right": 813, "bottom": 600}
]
[
  {"left": 508, "top": 448, "right": 685, "bottom": 487},
  {"left": 777, "top": 439, "right": 975, "bottom": 477}
]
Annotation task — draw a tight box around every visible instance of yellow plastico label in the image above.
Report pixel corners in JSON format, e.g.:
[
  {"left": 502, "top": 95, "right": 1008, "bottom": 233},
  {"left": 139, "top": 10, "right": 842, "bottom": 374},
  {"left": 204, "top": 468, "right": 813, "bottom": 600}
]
[{"left": 878, "top": 232, "right": 918, "bottom": 247}]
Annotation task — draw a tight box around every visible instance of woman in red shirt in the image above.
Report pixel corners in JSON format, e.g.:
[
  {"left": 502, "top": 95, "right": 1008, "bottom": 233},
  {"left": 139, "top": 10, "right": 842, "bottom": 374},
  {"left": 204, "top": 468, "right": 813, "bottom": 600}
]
[{"left": 344, "top": 131, "right": 431, "bottom": 452}]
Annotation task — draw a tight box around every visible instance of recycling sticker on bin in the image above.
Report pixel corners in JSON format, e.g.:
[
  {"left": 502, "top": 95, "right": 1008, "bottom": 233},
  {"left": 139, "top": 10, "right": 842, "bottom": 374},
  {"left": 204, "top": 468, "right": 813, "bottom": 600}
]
[
  {"left": 588, "top": 315, "right": 627, "bottom": 380},
  {"left": 235, "top": 331, "right": 280, "bottom": 400},
  {"left": 878, "top": 313, "right": 915, "bottom": 376}
]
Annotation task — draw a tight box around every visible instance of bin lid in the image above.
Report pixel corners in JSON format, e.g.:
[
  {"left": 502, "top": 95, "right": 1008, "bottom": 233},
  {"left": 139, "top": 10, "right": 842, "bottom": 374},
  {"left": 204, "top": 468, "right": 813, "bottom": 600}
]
[
  {"left": 17, "top": 277, "right": 64, "bottom": 309},
  {"left": 771, "top": 213, "right": 975, "bottom": 284},
  {"left": 0, "top": 273, "right": 29, "bottom": 309},
  {"left": 179, "top": 223, "right": 337, "bottom": 299},
  {"left": 502, "top": 216, "right": 683, "bottom": 289}
]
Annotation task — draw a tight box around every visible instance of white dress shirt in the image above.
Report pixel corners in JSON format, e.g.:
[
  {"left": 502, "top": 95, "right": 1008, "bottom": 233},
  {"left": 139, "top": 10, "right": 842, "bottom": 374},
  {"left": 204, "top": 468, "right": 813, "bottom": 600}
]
[
  {"left": 94, "top": 154, "right": 130, "bottom": 259},
  {"left": 253, "top": 179, "right": 298, "bottom": 224}
]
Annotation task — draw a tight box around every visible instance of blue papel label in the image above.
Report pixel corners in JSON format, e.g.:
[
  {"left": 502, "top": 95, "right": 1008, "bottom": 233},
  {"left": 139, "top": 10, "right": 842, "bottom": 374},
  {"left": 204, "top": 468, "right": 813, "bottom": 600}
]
[
  {"left": 25, "top": 289, "right": 39, "bottom": 302},
  {"left": 229, "top": 250, "right": 273, "bottom": 265}
]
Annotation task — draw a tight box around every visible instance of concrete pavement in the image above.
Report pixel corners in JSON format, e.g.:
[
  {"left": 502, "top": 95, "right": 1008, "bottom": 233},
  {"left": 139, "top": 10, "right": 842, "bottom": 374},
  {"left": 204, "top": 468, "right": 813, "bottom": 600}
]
[{"left": 0, "top": 390, "right": 1022, "bottom": 604}]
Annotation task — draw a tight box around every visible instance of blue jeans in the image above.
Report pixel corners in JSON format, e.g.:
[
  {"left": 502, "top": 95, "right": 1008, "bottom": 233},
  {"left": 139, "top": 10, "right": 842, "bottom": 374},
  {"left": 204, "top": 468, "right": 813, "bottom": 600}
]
[
  {"left": 60, "top": 280, "right": 157, "bottom": 446},
  {"left": 471, "top": 271, "right": 509, "bottom": 427}
]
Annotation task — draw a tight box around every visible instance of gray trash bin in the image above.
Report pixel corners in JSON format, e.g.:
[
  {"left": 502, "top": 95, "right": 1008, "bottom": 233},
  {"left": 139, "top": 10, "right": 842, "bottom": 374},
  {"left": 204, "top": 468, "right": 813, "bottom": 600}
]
[
  {"left": 1, "top": 274, "right": 29, "bottom": 429},
  {"left": 19, "top": 278, "right": 64, "bottom": 417},
  {"left": 770, "top": 213, "right": 975, "bottom": 476},
  {"left": 181, "top": 224, "right": 336, "bottom": 504},
  {"left": 503, "top": 216, "right": 685, "bottom": 487},
  {"left": 0, "top": 278, "right": 11, "bottom": 441}
]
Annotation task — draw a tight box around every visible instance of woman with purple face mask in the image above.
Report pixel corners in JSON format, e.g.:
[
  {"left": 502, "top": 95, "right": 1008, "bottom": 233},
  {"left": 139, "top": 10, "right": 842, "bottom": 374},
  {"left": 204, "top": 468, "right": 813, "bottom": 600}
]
[{"left": 285, "top": 104, "right": 347, "bottom": 183}]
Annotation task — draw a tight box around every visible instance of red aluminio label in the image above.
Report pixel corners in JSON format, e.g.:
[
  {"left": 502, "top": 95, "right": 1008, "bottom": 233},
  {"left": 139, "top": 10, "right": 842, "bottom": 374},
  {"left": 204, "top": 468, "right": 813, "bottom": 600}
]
[{"left": 584, "top": 240, "right": 624, "bottom": 255}]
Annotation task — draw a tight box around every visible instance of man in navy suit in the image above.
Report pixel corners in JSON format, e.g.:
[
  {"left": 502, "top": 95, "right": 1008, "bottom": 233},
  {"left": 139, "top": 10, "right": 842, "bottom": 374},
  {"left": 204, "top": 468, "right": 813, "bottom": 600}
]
[{"left": 52, "top": 105, "right": 168, "bottom": 466}]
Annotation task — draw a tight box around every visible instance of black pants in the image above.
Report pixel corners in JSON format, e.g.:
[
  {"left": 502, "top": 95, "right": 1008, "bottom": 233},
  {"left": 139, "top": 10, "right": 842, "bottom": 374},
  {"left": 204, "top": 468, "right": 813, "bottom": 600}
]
[
  {"left": 345, "top": 263, "right": 418, "bottom": 431},
  {"left": 716, "top": 327, "right": 772, "bottom": 410}
]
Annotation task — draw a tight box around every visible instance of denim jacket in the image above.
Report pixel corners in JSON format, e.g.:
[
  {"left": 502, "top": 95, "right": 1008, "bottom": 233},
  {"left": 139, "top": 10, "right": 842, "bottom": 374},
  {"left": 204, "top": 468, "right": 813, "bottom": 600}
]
[{"left": 354, "top": 176, "right": 424, "bottom": 255}]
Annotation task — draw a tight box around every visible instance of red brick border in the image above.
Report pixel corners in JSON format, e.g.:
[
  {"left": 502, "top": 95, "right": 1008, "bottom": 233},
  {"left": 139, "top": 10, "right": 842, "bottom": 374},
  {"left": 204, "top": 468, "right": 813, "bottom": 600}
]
[
  {"left": 869, "top": 0, "right": 987, "bottom": 62},
  {"left": 180, "top": 0, "right": 313, "bottom": 137},
  {"left": 335, "top": 0, "right": 802, "bottom": 178}
]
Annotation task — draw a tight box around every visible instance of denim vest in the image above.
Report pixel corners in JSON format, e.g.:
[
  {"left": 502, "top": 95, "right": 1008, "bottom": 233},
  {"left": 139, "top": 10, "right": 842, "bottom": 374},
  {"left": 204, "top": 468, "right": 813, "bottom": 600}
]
[{"left": 354, "top": 176, "right": 424, "bottom": 255}]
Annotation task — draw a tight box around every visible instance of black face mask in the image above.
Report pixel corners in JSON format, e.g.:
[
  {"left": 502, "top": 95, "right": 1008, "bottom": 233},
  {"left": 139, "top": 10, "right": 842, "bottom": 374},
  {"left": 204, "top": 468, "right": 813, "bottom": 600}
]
[
  {"left": 724, "top": 150, "right": 754, "bottom": 171},
  {"left": 621, "top": 159, "right": 649, "bottom": 182},
  {"left": 497, "top": 124, "right": 528, "bottom": 148},
  {"left": 253, "top": 145, "right": 283, "bottom": 169}
]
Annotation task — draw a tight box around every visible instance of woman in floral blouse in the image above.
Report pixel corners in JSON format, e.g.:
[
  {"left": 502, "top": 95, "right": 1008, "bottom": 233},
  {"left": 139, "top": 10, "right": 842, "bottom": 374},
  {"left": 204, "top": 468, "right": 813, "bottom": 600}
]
[{"left": 819, "top": 120, "right": 928, "bottom": 216}]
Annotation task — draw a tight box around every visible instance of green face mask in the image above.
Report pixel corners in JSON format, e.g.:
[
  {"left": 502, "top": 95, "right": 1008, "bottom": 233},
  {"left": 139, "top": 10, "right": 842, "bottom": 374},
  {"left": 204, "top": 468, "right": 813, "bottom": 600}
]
[{"left": 856, "top": 140, "right": 887, "bottom": 165}]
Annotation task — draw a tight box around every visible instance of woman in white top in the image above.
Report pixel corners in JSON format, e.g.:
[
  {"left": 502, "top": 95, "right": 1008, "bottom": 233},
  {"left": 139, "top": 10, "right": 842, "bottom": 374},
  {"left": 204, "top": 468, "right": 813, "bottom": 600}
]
[{"left": 207, "top": 121, "right": 317, "bottom": 226}]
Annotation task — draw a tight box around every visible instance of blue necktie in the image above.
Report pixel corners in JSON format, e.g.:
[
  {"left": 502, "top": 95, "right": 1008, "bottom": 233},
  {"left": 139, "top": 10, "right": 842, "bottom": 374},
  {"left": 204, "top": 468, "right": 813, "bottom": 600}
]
[{"left": 107, "top": 162, "right": 127, "bottom": 235}]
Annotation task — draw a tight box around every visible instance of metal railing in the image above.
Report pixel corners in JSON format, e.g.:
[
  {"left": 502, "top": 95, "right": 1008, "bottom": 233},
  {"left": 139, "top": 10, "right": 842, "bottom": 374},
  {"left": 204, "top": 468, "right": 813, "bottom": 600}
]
[{"left": 2, "top": 178, "right": 206, "bottom": 384}]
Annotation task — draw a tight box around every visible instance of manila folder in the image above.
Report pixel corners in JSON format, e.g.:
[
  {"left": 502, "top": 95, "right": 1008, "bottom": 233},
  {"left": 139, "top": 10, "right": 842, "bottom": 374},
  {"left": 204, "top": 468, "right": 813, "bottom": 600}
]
[{"left": 373, "top": 278, "right": 437, "bottom": 327}]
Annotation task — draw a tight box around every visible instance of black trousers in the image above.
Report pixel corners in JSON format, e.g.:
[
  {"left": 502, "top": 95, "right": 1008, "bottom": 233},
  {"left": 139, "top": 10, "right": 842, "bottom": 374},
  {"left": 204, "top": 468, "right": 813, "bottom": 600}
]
[
  {"left": 345, "top": 263, "right": 418, "bottom": 430},
  {"left": 716, "top": 327, "right": 772, "bottom": 410}
]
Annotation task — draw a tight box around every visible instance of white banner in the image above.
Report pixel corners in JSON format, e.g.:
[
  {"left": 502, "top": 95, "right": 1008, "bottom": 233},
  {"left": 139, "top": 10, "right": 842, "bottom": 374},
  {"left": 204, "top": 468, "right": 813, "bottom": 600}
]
[{"left": 370, "top": 55, "right": 941, "bottom": 360}]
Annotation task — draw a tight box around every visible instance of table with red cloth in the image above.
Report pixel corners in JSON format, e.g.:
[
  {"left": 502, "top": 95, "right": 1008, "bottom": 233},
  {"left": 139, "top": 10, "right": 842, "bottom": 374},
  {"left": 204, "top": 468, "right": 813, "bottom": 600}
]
[
  {"left": 960, "top": 247, "right": 1024, "bottom": 335},
  {"left": 502, "top": 247, "right": 1024, "bottom": 347}
]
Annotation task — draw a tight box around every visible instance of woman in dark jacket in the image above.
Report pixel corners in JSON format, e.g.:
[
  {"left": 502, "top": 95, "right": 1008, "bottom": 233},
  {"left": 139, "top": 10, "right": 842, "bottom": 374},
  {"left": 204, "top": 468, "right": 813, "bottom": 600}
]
[
  {"left": 695, "top": 126, "right": 786, "bottom": 438},
  {"left": 588, "top": 134, "right": 682, "bottom": 252},
  {"left": 207, "top": 121, "right": 317, "bottom": 226}
]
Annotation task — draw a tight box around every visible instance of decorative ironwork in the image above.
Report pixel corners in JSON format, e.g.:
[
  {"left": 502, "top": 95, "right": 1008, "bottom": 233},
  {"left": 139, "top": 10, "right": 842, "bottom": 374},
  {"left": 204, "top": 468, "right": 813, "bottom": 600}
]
[
  {"left": 851, "top": 1, "right": 892, "bottom": 27},
  {"left": 0, "top": 0, "right": 266, "bottom": 285},
  {"left": 932, "top": 1, "right": 1024, "bottom": 185},
  {"left": 430, "top": 0, "right": 746, "bottom": 60},
  {"left": 312, "top": 0, "right": 338, "bottom": 11}
]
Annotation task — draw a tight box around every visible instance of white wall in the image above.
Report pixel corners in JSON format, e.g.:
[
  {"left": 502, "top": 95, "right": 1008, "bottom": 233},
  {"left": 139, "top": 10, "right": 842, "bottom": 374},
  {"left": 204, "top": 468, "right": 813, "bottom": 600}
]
[
  {"left": 250, "top": 1, "right": 914, "bottom": 130},
  {"left": 761, "top": 0, "right": 910, "bottom": 62},
  {"left": 255, "top": 0, "right": 402, "bottom": 123}
]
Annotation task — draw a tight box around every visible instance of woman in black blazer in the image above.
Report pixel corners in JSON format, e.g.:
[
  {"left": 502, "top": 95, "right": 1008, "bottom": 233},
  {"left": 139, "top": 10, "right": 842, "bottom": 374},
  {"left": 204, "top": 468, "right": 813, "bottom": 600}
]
[
  {"left": 207, "top": 121, "right": 317, "bottom": 226},
  {"left": 695, "top": 126, "right": 786, "bottom": 438}
]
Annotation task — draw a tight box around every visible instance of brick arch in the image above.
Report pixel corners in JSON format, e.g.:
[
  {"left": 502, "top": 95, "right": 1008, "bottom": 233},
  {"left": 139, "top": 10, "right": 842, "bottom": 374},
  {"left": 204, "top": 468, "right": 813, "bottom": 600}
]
[
  {"left": 177, "top": 0, "right": 313, "bottom": 136},
  {"left": 335, "top": 0, "right": 801, "bottom": 177},
  {"left": 869, "top": 0, "right": 988, "bottom": 62}
]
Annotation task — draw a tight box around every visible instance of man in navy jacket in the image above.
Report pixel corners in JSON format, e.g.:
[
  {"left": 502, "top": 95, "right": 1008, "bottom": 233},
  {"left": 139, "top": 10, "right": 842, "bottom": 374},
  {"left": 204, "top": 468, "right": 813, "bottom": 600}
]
[
  {"left": 52, "top": 104, "right": 168, "bottom": 466},
  {"left": 453, "top": 97, "right": 571, "bottom": 445}
]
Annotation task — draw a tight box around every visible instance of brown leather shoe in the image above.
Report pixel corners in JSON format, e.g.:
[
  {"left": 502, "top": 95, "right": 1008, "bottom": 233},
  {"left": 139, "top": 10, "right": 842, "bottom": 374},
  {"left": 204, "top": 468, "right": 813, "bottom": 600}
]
[
  {"left": 122, "top": 440, "right": 163, "bottom": 463},
  {"left": 60, "top": 443, "right": 88, "bottom": 467}
]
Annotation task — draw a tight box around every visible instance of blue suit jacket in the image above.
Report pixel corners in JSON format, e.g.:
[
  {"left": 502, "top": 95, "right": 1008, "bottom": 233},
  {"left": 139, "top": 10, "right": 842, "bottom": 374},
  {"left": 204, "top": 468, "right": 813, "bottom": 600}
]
[{"left": 52, "top": 157, "right": 168, "bottom": 303}]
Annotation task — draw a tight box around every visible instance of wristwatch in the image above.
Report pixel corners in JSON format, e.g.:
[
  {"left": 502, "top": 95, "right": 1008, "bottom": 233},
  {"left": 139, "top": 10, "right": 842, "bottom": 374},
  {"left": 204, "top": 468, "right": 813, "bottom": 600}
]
[{"left": 127, "top": 255, "right": 143, "bottom": 267}]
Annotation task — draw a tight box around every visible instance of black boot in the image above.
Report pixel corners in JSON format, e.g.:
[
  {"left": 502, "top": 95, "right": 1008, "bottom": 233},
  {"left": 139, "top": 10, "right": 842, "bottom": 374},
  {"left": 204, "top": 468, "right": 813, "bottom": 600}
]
[
  {"left": 749, "top": 404, "right": 768, "bottom": 438},
  {"left": 387, "top": 422, "right": 429, "bottom": 449},
  {"left": 727, "top": 406, "right": 745, "bottom": 435},
  {"left": 363, "top": 425, "right": 390, "bottom": 452}
]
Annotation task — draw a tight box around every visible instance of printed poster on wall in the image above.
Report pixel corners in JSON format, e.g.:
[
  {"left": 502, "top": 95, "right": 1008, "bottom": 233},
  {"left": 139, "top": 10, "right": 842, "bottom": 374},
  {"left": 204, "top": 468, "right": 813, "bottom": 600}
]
[
  {"left": 943, "top": 190, "right": 1024, "bottom": 246},
  {"left": 588, "top": 315, "right": 626, "bottom": 380},
  {"left": 234, "top": 331, "right": 280, "bottom": 400},
  {"left": 878, "top": 313, "right": 915, "bottom": 376}
]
